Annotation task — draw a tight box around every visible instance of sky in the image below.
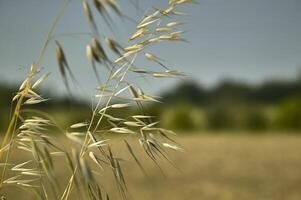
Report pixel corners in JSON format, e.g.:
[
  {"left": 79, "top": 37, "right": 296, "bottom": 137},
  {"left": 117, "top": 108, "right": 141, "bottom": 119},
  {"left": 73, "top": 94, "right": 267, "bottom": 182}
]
[{"left": 0, "top": 0, "right": 301, "bottom": 98}]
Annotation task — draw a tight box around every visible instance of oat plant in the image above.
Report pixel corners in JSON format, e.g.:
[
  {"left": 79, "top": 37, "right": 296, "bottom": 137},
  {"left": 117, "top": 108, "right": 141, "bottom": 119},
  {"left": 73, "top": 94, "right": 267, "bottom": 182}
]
[{"left": 0, "top": 0, "right": 193, "bottom": 199}]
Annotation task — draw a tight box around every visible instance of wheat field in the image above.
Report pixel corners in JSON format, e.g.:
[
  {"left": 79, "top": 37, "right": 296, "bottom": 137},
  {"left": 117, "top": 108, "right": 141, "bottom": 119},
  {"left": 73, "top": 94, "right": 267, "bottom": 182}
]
[{"left": 2, "top": 133, "right": 301, "bottom": 200}]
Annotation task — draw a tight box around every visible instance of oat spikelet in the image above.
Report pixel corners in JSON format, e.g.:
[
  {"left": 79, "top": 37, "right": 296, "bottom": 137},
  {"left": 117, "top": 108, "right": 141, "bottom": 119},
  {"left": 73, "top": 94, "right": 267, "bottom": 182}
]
[
  {"left": 93, "top": 0, "right": 115, "bottom": 31},
  {"left": 55, "top": 41, "right": 70, "bottom": 93},
  {"left": 105, "top": 37, "right": 123, "bottom": 56},
  {"left": 92, "top": 38, "right": 108, "bottom": 61},
  {"left": 82, "top": 0, "right": 98, "bottom": 34},
  {"left": 144, "top": 53, "right": 169, "bottom": 70},
  {"left": 105, "top": 0, "right": 122, "bottom": 16},
  {"left": 86, "top": 44, "right": 101, "bottom": 82}
]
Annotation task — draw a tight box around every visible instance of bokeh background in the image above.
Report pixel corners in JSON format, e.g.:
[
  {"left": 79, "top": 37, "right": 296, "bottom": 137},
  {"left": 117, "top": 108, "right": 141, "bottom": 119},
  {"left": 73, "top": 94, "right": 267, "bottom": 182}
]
[{"left": 1, "top": 0, "right": 301, "bottom": 199}]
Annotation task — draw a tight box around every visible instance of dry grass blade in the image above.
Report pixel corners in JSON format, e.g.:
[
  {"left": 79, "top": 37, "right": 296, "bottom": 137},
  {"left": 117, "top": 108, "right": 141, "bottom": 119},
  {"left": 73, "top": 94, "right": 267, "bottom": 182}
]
[
  {"left": 11, "top": 161, "right": 33, "bottom": 172},
  {"left": 0, "top": 144, "right": 10, "bottom": 154},
  {"left": 107, "top": 147, "right": 127, "bottom": 200},
  {"left": 110, "top": 65, "right": 126, "bottom": 79},
  {"left": 124, "top": 140, "right": 148, "bottom": 176},
  {"left": 79, "top": 157, "right": 94, "bottom": 183}
]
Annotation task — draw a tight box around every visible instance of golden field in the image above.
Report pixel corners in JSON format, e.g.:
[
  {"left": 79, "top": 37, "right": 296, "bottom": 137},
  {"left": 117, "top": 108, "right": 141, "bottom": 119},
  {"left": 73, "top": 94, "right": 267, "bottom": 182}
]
[{"left": 2, "top": 133, "right": 301, "bottom": 200}]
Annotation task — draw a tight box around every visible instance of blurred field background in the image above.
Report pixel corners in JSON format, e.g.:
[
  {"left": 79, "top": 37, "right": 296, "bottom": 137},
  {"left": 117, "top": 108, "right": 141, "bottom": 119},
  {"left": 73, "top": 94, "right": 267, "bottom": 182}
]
[
  {"left": 2, "top": 135, "right": 301, "bottom": 200},
  {"left": 1, "top": 77, "right": 301, "bottom": 199},
  {"left": 1, "top": 77, "right": 301, "bottom": 132},
  {"left": 1, "top": 0, "right": 301, "bottom": 199}
]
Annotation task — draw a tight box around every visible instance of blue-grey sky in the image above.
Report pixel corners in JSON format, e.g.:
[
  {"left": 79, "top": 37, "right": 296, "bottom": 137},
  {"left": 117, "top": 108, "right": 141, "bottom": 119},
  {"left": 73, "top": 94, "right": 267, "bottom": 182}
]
[{"left": 1, "top": 0, "right": 301, "bottom": 97}]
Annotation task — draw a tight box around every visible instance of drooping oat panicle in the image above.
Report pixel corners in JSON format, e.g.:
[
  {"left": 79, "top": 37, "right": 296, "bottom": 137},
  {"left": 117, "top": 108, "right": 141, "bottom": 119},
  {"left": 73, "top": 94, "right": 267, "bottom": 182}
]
[{"left": 3, "top": 0, "right": 194, "bottom": 199}]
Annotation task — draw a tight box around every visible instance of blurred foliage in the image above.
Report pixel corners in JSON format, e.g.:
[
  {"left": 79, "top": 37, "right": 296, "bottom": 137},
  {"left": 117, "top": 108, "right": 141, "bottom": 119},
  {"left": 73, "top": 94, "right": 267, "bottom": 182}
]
[
  {"left": 159, "top": 78, "right": 301, "bottom": 132},
  {"left": 0, "top": 84, "right": 16, "bottom": 131},
  {"left": 275, "top": 96, "right": 301, "bottom": 130},
  {"left": 160, "top": 104, "right": 206, "bottom": 131},
  {"left": 0, "top": 83, "right": 91, "bottom": 132},
  {"left": 244, "top": 110, "right": 268, "bottom": 131},
  {"left": 206, "top": 106, "right": 268, "bottom": 131},
  {"left": 1, "top": 78, "right": 301, "bottom": 133},
  {"left": 162, "top": 79, "right": 301, "bottom": 105}
]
